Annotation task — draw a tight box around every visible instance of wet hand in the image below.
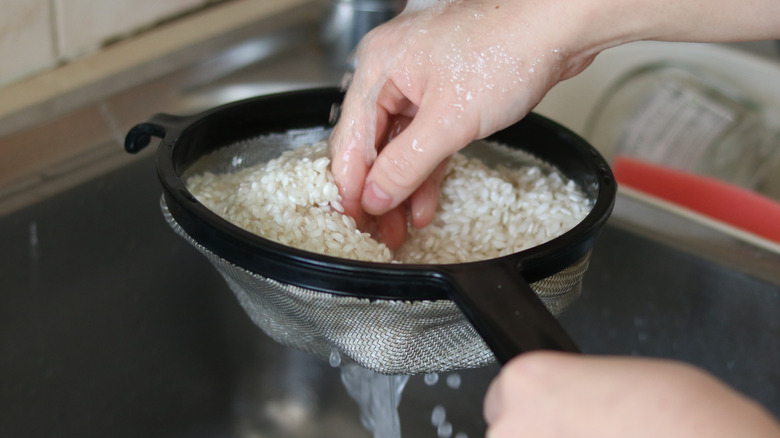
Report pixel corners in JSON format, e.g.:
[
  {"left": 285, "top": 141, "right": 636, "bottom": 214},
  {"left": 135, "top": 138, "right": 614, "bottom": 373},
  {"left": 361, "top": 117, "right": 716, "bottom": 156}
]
[{"left": 329, "top": 0, "right": 599, "bottom": 248}]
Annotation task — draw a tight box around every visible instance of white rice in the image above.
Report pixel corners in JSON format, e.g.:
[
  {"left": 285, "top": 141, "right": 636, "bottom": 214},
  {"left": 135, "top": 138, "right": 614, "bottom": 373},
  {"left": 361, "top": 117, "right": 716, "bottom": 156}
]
[{"left": 186, "top": 140, "right": 592, "bottom": 264}]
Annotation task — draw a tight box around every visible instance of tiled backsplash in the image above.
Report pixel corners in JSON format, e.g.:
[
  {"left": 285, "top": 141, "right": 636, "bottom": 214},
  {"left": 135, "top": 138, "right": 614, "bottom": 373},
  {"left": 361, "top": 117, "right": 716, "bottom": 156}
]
[{"left": 0, "top": 0, "right": 219, "bottom": 88}]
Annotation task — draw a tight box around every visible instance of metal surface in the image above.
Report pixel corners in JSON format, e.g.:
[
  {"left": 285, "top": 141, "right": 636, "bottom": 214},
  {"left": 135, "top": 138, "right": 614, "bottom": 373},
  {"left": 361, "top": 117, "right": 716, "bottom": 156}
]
[
  {"left": 0, "top": 1, "right": 338, "bottom": 216},
  {"left": 1, "top": 152, "right": 778, "bottom": 437},
  {"left": 322, "top": 0, "right": 402, "bottom": 69},
  {"left": 0, "top": 3, "right": 778, "bottom": 437}
]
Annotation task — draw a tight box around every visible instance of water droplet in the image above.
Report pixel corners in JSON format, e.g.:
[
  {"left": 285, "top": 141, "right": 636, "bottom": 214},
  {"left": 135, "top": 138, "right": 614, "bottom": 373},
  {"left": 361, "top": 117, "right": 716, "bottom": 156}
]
[
  {"left": 437, "top": 421, "right": 453, "bottom": 438},
  {"left": 329, "top": 349, "right": 342, "bottom": 367},
  {"left": 431, "top": 404, "right": 447, "bottom": 426},
  {"left": 446, "top": 373, "right": 461, "bottom": 389},
  {"left": 424, "top": 373, "right": 439, "bottom": 386}
]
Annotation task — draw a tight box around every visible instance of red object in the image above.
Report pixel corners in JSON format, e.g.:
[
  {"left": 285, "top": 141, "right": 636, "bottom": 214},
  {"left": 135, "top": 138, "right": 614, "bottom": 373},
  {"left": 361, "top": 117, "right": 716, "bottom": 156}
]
[{"left": 612, "top": 155, "right": 780, "bottom": 243}]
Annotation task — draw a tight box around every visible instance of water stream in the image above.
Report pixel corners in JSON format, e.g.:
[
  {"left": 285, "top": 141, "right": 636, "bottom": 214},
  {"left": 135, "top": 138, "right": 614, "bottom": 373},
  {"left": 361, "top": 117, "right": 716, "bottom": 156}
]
[{"left": 340, "top": 364, "right": 410, "bottom": 438}]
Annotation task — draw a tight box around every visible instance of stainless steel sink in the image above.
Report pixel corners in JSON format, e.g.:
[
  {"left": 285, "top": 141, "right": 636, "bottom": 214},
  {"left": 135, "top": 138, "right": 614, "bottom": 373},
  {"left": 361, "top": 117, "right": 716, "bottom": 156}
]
[{"left": 1, "top": 2, "right": 778, "bottom": 437}]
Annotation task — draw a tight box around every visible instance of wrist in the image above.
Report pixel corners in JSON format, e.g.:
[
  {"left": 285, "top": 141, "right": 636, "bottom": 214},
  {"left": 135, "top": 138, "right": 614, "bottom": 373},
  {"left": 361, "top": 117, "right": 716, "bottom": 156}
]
[{"left": 552, "top": 0, "right": 649, "bottom": 56}]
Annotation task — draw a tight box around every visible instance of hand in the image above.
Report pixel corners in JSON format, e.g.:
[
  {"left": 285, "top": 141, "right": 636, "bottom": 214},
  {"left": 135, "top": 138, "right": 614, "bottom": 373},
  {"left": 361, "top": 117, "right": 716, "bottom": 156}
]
[
  {"left": 484, "top": 351, "right": 780, "bottom": 438},
  {"left": 329, "top": 0, "right": 780, "bottom": 249},
  {"left": 328, "top": 0, "right": 600, "bottom": 248}
]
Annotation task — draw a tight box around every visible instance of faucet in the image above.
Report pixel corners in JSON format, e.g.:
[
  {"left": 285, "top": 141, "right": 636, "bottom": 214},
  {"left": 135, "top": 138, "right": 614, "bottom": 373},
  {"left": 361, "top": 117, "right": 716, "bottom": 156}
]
[{"left": 322, "top": 0, "right": 404, "bottom": 70}]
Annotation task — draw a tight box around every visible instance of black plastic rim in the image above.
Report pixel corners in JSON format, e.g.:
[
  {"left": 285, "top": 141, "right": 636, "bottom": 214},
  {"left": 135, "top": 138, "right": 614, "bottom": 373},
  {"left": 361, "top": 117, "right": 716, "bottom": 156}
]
[{"left": 127, "top": 87, "right": 616, "bottom": 301}]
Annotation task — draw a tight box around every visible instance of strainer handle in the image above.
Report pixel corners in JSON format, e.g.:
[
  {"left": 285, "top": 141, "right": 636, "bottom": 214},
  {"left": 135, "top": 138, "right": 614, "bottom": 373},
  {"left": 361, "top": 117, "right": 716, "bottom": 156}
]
[
  {"left": 443, "top": 262, "right": 579, "bottom": 363},
  {"left": 124, "top": 113, "right": 195, "bottom": 153}
]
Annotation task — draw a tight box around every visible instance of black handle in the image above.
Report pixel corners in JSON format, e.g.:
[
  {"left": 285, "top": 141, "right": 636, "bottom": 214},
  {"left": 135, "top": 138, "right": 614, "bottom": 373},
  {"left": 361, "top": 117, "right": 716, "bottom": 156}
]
[
  {"left": 443, "top": 261, "right": 579, "bottom": 364},
  {"left": 125, "top": 123, "right": 166, "bottom": 153},
  {"left": 124, "top": 113, "right": 195, "bottom": 154}
]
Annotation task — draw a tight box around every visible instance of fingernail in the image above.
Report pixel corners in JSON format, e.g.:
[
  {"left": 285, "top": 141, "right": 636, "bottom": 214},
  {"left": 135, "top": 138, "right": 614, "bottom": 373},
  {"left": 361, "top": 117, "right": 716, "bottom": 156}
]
[{"left": 362, "top": 181, "right": 393, "bottom": 214}]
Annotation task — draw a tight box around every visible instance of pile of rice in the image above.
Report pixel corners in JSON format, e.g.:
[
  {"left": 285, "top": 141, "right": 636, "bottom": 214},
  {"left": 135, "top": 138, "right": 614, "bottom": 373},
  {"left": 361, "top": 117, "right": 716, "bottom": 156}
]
[{"left": 186, "top": 141, "right": 592, "bottom": 264}]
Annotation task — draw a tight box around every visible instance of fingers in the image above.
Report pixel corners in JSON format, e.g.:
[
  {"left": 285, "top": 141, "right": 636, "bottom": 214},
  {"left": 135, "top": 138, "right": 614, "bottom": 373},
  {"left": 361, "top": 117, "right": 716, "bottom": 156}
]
[
  {"left": 361, "top": 97, "right": 476, "bottom": 216},
  {"left": 329, "top": 26, "right": 397, "bottom": 222},
  {"left": 409, "top": 157, "right": 449, "bottom": 228},
  {"left": 484, "top": 351, "right": 565, "bottom": 438},
  {"left": 330, "top": 57, "right": 417, "bottom": 219},
  {"left": 374, "top": 204, "right": 408, "bottom": 251},
  {"left": 484, "top": 352, "right": 780, "bottom": 438},
  {"left": 329, "top": 87, "right": 376, "bottom": 224},
  {"left": 370, "top": 158, "right": 446, "bottom": 249},
  {"left": 482, "top": 371, "right": 503, "bottom": 426},
  {"left": 330, "top": 73, "right": 421, "bottom": 248},
  {"left": 334, "top": 79, "right": 472, "bottom": 249}
]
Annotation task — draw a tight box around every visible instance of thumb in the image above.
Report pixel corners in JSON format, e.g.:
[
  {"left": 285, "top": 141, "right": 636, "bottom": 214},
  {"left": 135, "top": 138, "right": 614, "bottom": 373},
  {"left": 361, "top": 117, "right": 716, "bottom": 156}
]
[{"left": 361, "top": 104, "right": 477, "bottom": 215}]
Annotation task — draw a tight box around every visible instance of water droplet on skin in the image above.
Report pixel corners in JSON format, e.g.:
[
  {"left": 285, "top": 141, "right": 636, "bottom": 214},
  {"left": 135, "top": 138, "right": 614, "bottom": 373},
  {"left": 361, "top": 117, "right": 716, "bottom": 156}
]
[{"left": 404, "top": 70, "right": 414, "bottom": 89}]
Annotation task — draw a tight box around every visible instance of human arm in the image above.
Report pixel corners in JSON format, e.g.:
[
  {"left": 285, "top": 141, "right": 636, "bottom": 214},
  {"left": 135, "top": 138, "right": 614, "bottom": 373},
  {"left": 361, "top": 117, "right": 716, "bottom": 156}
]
[
  {"left": 328, "top": 0, "right": 780, "bottom": 246},
  {"left": 483, "top": 351, "right": 780, "bottom": 438}
]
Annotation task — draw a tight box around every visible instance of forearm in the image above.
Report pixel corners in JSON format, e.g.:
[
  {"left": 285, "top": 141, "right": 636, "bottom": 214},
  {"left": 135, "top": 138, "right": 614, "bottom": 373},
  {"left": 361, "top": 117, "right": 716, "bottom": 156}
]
[
  {"left": 577, "top": 0, "right": 780, "bottom": 50},
  {"left": 329, "top": 0, "right": 780, "bottom": 231}
]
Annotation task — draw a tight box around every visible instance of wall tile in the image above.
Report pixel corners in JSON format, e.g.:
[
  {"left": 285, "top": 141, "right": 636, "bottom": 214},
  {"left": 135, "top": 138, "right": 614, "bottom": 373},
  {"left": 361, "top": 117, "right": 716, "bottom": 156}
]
[
  {"left": 0, "top": 0, "right": 57, "bottom": 88},
  {"left": 54, "top": 0, "right": 209, "bottom": 60}
]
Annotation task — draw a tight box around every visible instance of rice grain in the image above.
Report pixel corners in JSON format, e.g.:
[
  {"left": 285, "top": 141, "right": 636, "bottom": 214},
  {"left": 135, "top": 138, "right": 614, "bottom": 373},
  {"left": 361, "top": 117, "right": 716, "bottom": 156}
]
[{"left": 186, "top": 140, "right": 592, "bottom": 264}]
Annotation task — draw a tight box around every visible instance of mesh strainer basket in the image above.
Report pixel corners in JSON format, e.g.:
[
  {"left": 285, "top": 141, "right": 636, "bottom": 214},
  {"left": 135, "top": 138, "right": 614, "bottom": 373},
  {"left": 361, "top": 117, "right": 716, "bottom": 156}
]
[{"left": 126, "top": 87, "right": 616, "bottom": 375}]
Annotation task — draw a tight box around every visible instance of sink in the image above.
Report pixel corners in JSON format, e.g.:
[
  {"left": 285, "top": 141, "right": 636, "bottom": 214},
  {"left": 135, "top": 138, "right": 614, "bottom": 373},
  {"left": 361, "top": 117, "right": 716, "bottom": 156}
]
[
  {"left": 0, "top": 2, "right": 778, "bottom": 436},
  {"left": 2, "top": 151, "right": 778, "bottom": 437}
]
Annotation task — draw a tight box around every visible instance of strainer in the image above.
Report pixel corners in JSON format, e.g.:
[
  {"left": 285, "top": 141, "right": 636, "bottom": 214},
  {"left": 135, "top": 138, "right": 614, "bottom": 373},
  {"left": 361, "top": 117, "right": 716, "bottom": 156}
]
[{"left": 125, "top": 87, "right": 615, "bottom": 375}]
